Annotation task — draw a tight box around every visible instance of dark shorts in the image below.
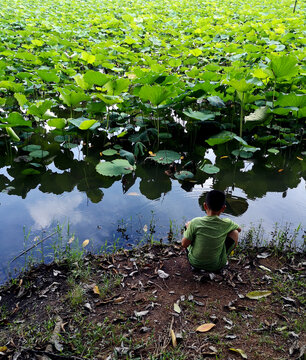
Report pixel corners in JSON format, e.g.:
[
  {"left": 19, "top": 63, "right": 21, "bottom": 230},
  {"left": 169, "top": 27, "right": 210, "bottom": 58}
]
[{"left": 225, "top": 236, "right": 236, "bottom": 254}]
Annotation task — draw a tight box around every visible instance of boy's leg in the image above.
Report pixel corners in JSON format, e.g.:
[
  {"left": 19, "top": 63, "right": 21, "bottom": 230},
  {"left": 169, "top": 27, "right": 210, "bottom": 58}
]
[{"left": 225, "top": 229, "right": 239, "bottom": 255}]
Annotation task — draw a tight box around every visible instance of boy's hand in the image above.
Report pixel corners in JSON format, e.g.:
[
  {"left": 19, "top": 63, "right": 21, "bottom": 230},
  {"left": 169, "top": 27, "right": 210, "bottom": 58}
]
[{"left": 184, "top": 221, "right": 190, "bottom": 230}]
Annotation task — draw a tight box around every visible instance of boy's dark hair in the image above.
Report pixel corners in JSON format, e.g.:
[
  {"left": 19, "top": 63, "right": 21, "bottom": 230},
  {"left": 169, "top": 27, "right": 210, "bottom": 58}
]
[{"left": 205, "top": 190, "right": 226, "bottom": 212}]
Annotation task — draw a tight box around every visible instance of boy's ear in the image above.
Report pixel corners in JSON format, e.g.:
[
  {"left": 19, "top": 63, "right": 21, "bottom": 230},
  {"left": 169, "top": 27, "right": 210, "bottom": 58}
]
[
  {"left": 220, "top": 204, "right": 226, "bottom": 212},
  {"left": 204, "top": 202, "right": 208, "bottom": 210}
]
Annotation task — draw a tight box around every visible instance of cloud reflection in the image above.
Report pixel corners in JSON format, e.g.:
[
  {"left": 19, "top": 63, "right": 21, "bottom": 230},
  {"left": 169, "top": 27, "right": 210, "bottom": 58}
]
[{"left": 27, "top": 193, "right": 83, "bottom": 229}]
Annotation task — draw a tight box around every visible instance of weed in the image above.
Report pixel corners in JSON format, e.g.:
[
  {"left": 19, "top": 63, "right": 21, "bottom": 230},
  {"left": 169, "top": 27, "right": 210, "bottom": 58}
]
[{"left": 67, "top": 277, "right": 85, "bottom": 307}]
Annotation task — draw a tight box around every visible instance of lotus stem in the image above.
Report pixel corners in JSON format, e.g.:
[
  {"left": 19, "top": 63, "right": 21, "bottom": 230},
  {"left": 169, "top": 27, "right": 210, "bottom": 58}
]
[
  {"left": 293, "top": 0, "right": 298, "bottom": 12},
  {"left": 240, "top": 92, "right": 244, "bottom": 138}
]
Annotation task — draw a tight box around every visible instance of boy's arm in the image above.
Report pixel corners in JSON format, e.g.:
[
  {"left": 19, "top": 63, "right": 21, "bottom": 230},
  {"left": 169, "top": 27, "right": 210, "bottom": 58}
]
[
  {"left": 181, "top": 237, "right": 191, "bottom": 248},
  {"left": 181, "top": 221, "right": 192, "bottom": 248}
]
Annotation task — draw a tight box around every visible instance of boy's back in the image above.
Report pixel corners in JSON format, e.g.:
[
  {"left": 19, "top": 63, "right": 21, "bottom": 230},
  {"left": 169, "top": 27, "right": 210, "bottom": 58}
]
[{"left": 183, "top": 215, "right": 239, "bottom": 271}]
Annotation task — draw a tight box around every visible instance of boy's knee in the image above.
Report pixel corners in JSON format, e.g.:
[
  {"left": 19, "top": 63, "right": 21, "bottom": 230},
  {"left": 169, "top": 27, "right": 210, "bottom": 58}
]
[{"left": 228, "top": 229, "right": 239, "bottom": 243}]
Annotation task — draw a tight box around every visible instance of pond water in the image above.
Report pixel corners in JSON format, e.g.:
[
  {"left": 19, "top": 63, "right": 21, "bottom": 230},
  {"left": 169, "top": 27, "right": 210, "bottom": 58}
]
[{"left": 0, "top": 146, "right": 305, "bottom": 284}]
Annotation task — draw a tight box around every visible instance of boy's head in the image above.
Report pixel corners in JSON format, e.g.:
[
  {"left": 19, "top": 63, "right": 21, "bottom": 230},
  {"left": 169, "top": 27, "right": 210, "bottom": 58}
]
[{"left": 205, "top": 190, "right": 226, "bottom": 212}]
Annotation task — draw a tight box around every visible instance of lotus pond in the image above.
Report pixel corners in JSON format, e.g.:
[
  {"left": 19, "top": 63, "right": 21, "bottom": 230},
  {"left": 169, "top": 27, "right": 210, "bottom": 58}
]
[{"left": 0, "top": 0, "right": 305, "bottom": 282}]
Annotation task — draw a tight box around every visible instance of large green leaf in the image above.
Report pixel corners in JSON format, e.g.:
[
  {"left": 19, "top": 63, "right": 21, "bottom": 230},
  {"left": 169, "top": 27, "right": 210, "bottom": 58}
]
[
  {"left": 37, "top": 69, "right": 60, "bottom": 83},
  {"left": 174, "top": 171, "right": 194, "bottom": 180},
  {"left": 245, "top": 106, "right": 268, "bottom": 122},
  {"left": 84, "top": 70, "right": 109, "bottom": 86},
  {"left": 275, "top": 93, "right": 306, "bottom": 108},
  {"left": 96, "top": 159, "right": 135, "bottom": 177},
  {"left": 5, "top": 112, "right": 32, "bottom": 127},
  {"left": 149, "top": 150, "right": 181, "bottom": 164},
  {"left": 229, "top": 79, "right": 254, "bottom": 93},
  {"left": 59, "top": 89, "right": 90, "bottom": 107},
  {"left": 138, "top": 85, "right": 170, "bottom": 106},
  {"left": 27, "top": 100, "right": 53, "bottom": 118},
  {"left": 47, "top": 118, "right": 66, "bottom": 129},
  {"left": 183, "top": 109, "right": 216, "bottom": 121},
  {"left": 206, "top": 131, "right": 247, "bottom": 146},
  {"left": 104, "top": 79, "right": 130, "bottom": 96},
  {"left": 207, "top": 96, "right": 225, "bottom": 108},
  {"left": 120, "top": 149, "right": 135, "bottom": 166},
  {"left": 29, "top": 150, "right": 50, "bottom": 158},
  {"left": 269, "top": 55, "right": 299, "bottom": 80},
  {"left": 199, "top": 164, "right": 220, "bottom": 174},
  {"left": 69, "top": 118, "right": 98, "bottom": 130}
]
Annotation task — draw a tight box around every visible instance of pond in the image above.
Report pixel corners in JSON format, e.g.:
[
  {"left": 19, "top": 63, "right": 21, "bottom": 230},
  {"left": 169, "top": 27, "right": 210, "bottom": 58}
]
[{"left": 0, "top": 144, "right": 305, "bottom": 285}]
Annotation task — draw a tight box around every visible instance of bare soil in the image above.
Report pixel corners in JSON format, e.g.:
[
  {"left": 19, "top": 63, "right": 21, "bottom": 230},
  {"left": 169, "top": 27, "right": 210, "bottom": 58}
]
[{"left": 0, "top": 244, "right": 305, "bottom": 360}]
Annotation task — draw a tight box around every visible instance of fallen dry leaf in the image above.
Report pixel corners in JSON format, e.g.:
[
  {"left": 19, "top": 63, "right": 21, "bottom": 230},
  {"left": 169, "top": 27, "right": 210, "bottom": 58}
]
[
  {"left": 196, "top": 323, "right": 216, "bottom": 332},
  {"left": 82, "top": 239, "right": 90, "bottom": 247},
  {"left": 174, "top": 302, "right": 181, "bottom": 314},
  {"left": 157, "top": 269, "right": 169, "bottom": 279},
  {"left": 68, "top": 236, "right": 75, "bottom": 244},
  {"left": 229, "top": 347, "right": 248, "bottom": 359},
  {"left": 0, "top": 346, "right": 7, "bottom": 352},
  {"left": 93, "top": 285, "right": 100, "bottom": 295},
  {"left": 246, "top": 290, "right": 272, "bottom": 300},
  {"left": 114, "top": 296, "right": 125, "bottom": 303},
  {"left": 170, "top": 329, "right": 177, "bottom": 347}
]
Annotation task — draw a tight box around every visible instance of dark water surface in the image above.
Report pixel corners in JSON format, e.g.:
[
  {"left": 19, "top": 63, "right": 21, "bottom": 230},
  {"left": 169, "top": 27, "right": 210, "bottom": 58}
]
[{"left": 0, "top": 148, "right": 305, "bottom": 284}]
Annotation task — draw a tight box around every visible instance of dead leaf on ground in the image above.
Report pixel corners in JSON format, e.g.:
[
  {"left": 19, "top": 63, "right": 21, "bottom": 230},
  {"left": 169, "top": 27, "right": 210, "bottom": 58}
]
[
  {"left": 170, "top": 329, "right": 177, "bottom": 347},
  {"left": 174, "top": 302, "right": 181, "bottom": 314},
  {"left": 82, "top": 239, "right": 90, "bottom": 247},
  {"left": 258, "top": 265, "right": 272, "bottom": 272},
  {"left": 157, "top": 269, "right": 169, "bottom": 279},
  {"left": 134, "top": 310, "right": 149, "bottom": 317},
  {"left": 229, "top": 347, "right": 248, "bottom": 359},
  {"left": 196, "top": 323, "right": 216, "bottom": 332},
  {"left": 114, "top": 296, "right": 125, "bottom": 303},
  {"left": 93, "top": 285, "right": 100, "bottom": 295},
  {"left": 246, "top": 290, "right": 272, "bottom": 300}
]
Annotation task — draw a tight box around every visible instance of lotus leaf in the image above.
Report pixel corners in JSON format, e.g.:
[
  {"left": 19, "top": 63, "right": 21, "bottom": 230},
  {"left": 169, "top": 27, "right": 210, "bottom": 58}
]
[
  {"left": 200, "top": 164, "right": 220, "bottom": 174},
  {"left": 48, "top": 118, "right": 66, "bottom": 129},
  {"left": 269, "top": 55, "right": 299, "bottom": 80},
  {"left": 21, "top": 168, "right": 41, "bottom": 175},
  {"left": 69, "top": 118, "right": 98, "bottom": 130},
  {"left": 29, "top": 150, "right": 50, "bottom": 158},
  {"left": 120, "top": 149, "right": 135, "bottom": 165},
  {"left": 22, "top": 145, "right": 41, "bottom": 152},
  {"left": 183, "top": 109, "right": 216, "bottom": 121},
  {"left": 174, "top": 171, "right": 194, "bottom": 180},
  {"left": 245, "top": 107, "right": 268, "bottom": 122},
  {"left": 207, "top": 96, "right": 225, "bottom": 108},
  {"left": 150, "top": 150, "right": 181, "bottom": 165},
  {"left": 37, "top": 70, "right": 60, "bottom": 83},
  {"left": 96, "top": 159, "right": 135, "bottom": 177},
  {"left": 102, "top": 149, "right": 118, "bottom": 156}
]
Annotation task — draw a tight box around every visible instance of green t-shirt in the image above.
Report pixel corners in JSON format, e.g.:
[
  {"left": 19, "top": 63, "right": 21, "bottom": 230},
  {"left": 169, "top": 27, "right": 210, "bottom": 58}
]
[{"left": 184, "top": 215, "right": 239, "bottom": 271}]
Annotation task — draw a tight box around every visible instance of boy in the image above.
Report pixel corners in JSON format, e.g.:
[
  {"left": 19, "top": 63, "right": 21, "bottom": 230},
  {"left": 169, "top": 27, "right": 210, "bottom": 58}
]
[{"left": 181, "top": 190, "right": 241, "bottom": 272}]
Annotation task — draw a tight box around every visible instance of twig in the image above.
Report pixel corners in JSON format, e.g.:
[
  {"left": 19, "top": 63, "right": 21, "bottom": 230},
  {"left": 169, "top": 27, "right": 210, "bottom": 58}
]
[{"left": 9, "top": 231, "right": 57, "bottom": 264}]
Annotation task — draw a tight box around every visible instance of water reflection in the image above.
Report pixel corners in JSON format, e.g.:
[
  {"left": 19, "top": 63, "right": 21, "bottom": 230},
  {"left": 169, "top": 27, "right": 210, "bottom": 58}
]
[
  {"left": 27, "top": 193, "right": 83, "bottom": 229},
  {"left": 198, "top": 192, "right": 249, "bottom": 216}
]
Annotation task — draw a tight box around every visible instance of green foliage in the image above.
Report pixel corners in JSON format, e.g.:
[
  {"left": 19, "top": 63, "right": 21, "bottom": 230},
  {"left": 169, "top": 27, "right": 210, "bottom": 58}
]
[
  {"left": 149, "top": 150, "right": 181, "bottom": 165},
  {"left": 96, "top": 159, "right": 135, "bottom": 176}
]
